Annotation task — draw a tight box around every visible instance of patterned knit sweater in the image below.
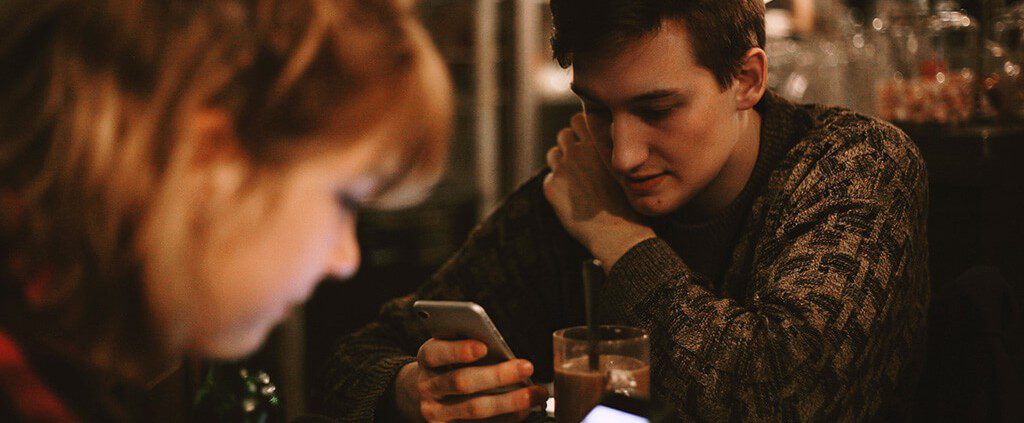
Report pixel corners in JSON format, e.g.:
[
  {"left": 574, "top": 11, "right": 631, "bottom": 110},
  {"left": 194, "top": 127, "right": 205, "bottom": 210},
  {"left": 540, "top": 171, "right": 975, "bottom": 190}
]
[{"left": 317, "top": 92, "right": 930, "bottom": 421}]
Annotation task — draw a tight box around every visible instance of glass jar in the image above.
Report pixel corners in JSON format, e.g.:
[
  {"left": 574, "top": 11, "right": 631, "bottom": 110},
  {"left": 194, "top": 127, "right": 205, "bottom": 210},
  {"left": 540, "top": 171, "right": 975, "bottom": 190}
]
[
  {"left": 930, "top": 1, "right": 980, "bottom": 121},
  {"left": 988, "top": 3, "right": 1024, "bottom": 121},
  {"left": 767, "top": 0, "right": 876, "bottom": 114},
  {"left": 872, "top": 0, "right": 980, "bottom": 124}
]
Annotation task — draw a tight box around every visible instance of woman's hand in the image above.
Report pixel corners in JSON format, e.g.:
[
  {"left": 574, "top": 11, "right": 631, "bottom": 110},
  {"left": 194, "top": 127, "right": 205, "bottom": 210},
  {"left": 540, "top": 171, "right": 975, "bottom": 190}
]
[
  {"left": 393, "top": 339, "right": 549, "bottom": 422},
  {"left": 543, "top": 113, "right": 655, "bottom": 271}
]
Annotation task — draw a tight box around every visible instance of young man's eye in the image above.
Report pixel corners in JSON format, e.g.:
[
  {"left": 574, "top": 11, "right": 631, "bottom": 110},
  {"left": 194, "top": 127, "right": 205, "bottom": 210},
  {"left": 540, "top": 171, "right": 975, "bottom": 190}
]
[{"left": 638, "top": 106, "right": 674, "bottom": 121}]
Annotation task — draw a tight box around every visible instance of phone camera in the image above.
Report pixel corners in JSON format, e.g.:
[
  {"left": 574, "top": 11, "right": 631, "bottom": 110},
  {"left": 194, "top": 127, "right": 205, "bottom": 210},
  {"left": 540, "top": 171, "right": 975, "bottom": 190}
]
[{"left": 417, "top": 310, "right": 430, "bottom": 319}]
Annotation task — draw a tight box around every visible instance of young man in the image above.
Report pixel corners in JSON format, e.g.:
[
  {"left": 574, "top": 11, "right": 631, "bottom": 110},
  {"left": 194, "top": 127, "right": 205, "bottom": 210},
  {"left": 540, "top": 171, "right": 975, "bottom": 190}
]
[{"left": 318, "top": 1, "right": 929, "bottom": 421}]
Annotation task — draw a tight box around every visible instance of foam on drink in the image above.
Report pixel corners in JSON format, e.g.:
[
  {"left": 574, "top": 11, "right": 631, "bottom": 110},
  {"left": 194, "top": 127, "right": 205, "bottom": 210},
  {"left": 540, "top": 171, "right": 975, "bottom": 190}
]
[{"left": 554, "top": 354, "right": 650, "bottom": 423}]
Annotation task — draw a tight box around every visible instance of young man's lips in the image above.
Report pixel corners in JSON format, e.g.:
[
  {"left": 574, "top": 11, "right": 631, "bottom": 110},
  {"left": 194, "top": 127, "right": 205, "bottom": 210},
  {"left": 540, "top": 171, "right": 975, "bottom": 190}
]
[{"left": 625, "top": 173, "right": 668, "bottom": 192}]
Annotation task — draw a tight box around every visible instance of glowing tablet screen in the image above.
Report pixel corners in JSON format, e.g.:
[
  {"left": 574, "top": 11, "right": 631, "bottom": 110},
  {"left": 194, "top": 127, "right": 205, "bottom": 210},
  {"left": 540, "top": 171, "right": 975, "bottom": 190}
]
[{"left": 581, "top": 405, "right": 649, "bottom": 423}]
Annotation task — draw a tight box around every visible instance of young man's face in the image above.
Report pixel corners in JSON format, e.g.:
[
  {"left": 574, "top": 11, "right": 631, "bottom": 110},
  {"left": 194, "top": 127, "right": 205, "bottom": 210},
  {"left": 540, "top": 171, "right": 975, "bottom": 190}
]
[{"left": 571, "top": 20, "right": 750, "bottom": 217}]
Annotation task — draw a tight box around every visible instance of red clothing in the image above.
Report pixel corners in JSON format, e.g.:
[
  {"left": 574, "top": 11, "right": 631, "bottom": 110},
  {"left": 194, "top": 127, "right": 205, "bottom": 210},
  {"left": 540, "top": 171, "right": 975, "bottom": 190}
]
[{"left": 0, "top": 329, "right": 80, "bottom": 421}]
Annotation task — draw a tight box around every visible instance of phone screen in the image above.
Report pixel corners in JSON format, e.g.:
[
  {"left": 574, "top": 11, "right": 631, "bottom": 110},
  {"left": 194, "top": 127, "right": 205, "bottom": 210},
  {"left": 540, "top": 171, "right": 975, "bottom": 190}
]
[{"left": 582, "top": 405, "right": 650, "bottom": 423}]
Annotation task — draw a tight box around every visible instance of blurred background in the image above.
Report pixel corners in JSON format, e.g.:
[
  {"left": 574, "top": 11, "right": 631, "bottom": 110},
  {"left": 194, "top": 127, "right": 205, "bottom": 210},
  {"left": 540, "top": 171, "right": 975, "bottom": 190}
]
[{"left": 160, "top": 0, "right": 1024, "bottom": 421}]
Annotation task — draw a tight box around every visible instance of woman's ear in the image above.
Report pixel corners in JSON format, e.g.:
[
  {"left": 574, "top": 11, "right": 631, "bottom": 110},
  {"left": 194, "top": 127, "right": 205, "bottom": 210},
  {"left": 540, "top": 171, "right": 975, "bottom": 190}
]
[
  {"left": 187, "top": 108, "right": 251, "bottom": 205},
  {"left": 733, "top": 47, "right": 768, "bottom": 111},
  {"left": 190, "top": 108, "right": 246, "bottom": 168}
]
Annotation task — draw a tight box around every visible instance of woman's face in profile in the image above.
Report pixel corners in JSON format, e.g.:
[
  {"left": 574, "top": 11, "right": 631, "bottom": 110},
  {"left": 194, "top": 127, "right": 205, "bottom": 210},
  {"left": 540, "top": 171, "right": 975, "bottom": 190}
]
[
  {"left": 140, "top": 14, "right": 451, "bottom": 359},
  {"left": 186, "top": 135, "right": 386, "bottom": 357}
]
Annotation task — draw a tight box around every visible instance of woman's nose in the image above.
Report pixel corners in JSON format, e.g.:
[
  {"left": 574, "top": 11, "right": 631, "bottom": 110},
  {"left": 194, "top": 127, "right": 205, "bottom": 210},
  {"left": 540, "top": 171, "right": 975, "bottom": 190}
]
[{"left": 327, "top": 221, "right": 361, "bottom": 280}]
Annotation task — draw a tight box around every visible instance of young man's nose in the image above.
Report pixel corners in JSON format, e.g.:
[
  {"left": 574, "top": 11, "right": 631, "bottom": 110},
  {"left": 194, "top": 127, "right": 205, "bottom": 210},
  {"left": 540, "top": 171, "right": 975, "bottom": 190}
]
[
  {"left": 610, "top": 117, "right": 649, "bottom": 174},
  {"left": 327, "top": 223, "right": 361, "bottom": 280}
]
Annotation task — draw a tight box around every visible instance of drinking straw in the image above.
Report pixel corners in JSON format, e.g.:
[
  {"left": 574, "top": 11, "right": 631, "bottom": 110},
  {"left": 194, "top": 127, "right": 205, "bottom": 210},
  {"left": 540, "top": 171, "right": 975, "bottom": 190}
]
[{"left": 581, "top": 258, "right": 603, "bottom": 372}]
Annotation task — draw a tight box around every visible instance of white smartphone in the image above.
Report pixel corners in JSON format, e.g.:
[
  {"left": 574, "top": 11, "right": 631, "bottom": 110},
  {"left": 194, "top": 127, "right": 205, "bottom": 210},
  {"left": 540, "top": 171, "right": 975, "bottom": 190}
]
[{"left": 412, "top": 300, "right": 532, "bottom": 391}]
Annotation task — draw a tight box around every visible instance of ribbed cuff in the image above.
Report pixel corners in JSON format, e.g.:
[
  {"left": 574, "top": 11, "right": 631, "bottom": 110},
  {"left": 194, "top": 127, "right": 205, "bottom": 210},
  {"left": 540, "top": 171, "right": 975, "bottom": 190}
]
[
  {"left": 340, "top": 356, "right": 416, "bottom": 422},
  {"left": 603, "top": 237, "right": 694, "bottom": 322}
]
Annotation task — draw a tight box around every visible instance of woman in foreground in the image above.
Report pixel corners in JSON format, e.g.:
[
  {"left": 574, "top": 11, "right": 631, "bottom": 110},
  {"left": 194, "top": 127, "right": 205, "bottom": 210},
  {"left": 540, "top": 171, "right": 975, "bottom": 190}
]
[{"left": 0, "top": 0, "right": 451, "bottom": 419}]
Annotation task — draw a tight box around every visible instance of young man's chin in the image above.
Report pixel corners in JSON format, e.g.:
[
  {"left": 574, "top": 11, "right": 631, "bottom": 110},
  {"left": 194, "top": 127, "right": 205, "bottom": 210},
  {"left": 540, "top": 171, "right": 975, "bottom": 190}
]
[
  {"left": 629, "top": 185, "right": 702, "bottom": 217},
  {"left": 628, "top": 196, "right": 676, "bottom": 218}
]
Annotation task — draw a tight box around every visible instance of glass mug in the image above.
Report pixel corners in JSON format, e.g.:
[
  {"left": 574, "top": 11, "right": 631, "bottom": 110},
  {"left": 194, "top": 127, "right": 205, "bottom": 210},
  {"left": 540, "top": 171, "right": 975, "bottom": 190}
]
[{"left": 553, "top": 325, "right": 650, "bottom": 423}]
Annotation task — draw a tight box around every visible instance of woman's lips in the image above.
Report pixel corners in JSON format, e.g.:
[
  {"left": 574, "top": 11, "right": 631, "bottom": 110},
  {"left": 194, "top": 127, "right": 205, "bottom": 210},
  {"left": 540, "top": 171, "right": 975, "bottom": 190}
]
[{"left": 625, "top": 173, "right": 668, "bottom": 193}]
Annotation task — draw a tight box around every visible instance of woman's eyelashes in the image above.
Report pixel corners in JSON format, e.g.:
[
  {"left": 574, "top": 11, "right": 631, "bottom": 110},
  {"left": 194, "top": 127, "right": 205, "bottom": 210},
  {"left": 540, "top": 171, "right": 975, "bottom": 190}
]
[
  {"left": 336, "top": 177, "right": 380, "bottom": 214},
  {"left": 337, "top": 193, "right": 362, "bottom": 214}
]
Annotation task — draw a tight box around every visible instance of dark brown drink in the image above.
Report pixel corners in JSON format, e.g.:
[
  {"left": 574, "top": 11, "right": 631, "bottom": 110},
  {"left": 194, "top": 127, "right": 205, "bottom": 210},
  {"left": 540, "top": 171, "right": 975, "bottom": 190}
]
[{"left": 554, "top": 355, "right": 650, "bottom": 423}]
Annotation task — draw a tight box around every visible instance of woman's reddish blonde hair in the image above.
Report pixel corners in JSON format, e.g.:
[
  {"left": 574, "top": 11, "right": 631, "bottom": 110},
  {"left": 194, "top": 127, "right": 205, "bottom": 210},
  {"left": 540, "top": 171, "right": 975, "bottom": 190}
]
[{"left": 0, "top": 0, "right": 450, "bottom": 377}]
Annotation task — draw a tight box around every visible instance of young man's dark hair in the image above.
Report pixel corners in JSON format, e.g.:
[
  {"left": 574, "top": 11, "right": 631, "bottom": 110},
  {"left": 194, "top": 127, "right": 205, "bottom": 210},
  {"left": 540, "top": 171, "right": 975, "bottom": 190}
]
[{"left": 550, "top": 0, "right": 766, "bottom": 88}]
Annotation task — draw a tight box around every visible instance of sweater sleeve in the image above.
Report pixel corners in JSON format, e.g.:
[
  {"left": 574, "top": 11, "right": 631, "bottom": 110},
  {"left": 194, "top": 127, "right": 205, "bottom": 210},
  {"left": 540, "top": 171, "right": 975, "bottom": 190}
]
[
  {"left": 601, "top": 131, "right": 929, "bottom": 420},
  {"left": 316, "top": 174, "right": 587, "bottom": 421}
]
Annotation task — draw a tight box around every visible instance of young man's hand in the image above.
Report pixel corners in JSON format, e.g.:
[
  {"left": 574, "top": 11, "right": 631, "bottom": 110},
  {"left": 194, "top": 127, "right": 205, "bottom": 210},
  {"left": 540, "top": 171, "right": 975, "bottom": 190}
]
[
  {"left": 393, "top": 338, "right": 548, "bottom": 422},
  {"left": 543, "top": 113, "right": 655, "bottom": 271}
]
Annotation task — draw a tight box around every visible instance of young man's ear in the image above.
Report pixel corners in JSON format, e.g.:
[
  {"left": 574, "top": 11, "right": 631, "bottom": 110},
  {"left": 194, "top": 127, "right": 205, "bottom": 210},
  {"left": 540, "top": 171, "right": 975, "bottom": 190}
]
[{"left": 733, "top": 47, "right": 767, "bottom": 110}]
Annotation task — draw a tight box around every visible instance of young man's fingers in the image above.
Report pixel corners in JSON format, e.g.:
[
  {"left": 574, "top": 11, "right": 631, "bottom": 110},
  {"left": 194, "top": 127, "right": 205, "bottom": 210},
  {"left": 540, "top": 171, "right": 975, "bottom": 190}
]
[
  {"left": 421, "top": 385, "right": 548, "bottom": 421},
  {"left": 417, "top": 338, "right": 487, "bottom": 369},
  {"left": 556, "top": 127, "right": 577, "bottom": 154},
  {"left": 425, "top": 359, "right": 534, "bottom": 397},
  {"left": 546, "top": 146, "right": 563, "bottom": 170},
  {"left": 570, "top": 112, "right": 591, "bottom": 143}
]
